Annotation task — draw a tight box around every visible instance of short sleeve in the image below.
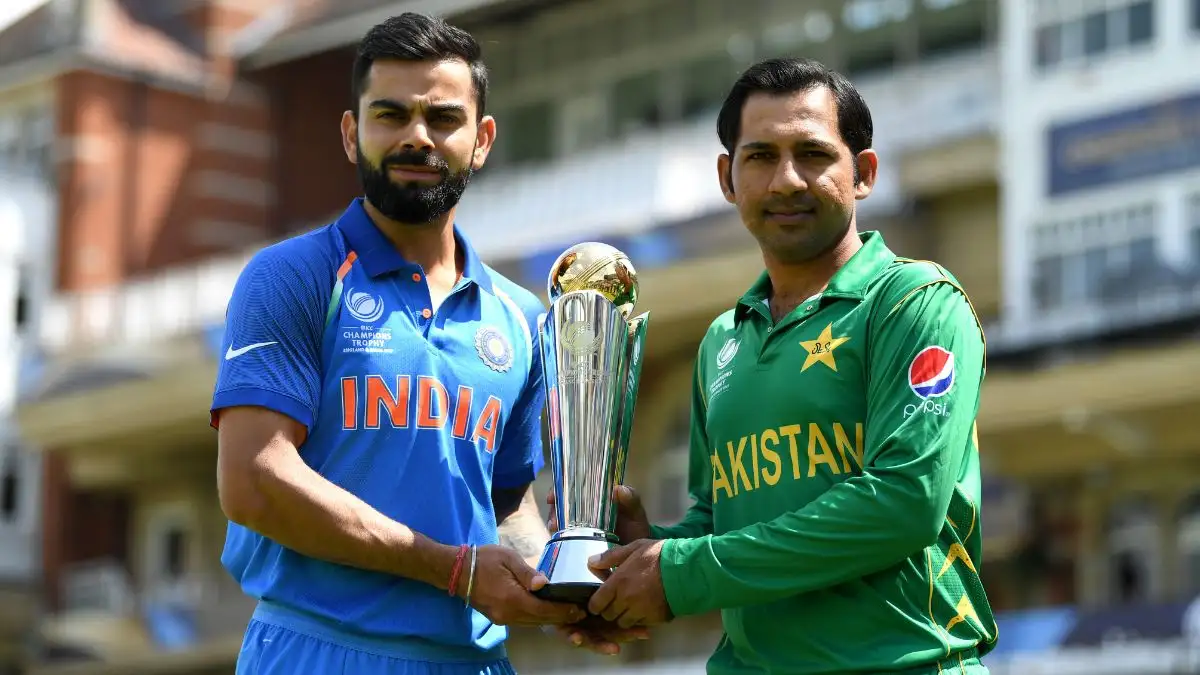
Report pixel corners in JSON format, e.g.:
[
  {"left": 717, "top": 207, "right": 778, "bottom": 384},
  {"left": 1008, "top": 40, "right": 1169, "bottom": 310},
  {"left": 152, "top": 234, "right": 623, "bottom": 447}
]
[
  {"left": 492, "top": 292, "right": 547, "bottom": 489},
  {"left": 210, "top": 242, "right": 333, "bottom": 432}
]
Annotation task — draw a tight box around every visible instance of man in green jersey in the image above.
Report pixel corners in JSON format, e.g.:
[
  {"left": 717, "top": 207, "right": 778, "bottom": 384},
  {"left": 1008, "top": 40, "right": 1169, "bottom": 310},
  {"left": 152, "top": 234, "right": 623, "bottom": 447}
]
[{"left": 550, "top": 57, "right": 998, "bottom": 674}]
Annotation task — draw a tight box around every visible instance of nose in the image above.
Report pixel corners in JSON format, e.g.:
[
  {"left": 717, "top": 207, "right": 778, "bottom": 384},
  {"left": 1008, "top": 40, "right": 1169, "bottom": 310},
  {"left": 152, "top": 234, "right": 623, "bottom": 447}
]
[
  {"left": 398, "top": 117, "right": 435, "bottom": 153},
  {"left": 769, "top": 158, "right": 806, "bottom": 195}
]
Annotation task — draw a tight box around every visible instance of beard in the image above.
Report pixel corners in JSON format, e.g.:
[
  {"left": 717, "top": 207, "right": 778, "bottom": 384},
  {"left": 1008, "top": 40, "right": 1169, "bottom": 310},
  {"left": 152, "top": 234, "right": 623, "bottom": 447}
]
[{"left": 356, "top": 142, "right": 473, "bottom": 225}]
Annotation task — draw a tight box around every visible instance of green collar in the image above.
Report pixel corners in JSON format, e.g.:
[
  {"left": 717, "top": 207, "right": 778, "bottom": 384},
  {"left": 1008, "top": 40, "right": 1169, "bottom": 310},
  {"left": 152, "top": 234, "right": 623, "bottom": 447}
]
[{"left": 736, "top": 231, "right": 896, "bottom": 319}]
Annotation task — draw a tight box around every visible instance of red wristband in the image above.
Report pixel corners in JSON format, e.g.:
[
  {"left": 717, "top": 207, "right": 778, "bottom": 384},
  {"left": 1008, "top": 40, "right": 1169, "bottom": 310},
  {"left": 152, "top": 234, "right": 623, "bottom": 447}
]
[{"left": 448, "top": 544, "right": 468, "bottom": 596}]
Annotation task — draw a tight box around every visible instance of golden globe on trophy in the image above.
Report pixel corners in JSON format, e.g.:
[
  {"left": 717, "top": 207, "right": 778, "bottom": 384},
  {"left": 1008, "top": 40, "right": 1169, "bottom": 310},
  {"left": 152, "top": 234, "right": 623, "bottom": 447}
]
[{"left": 533, "top": 242, "right": 649, "bottom": 604}]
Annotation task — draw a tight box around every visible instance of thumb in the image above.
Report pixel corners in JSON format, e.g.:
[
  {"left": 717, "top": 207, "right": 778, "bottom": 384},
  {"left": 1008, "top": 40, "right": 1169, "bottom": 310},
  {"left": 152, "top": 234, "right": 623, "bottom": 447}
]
[
  {"left": 588, "top": 543, "right": 635, "bottom": 572},
  {"left": 614, "top": 485, "right": 641, "bottom": 511},
  {"left": 545, "top": 489, "right": 556, "bottom": 507},
  {"left": 505, "top": 552, "right": 547, "bottom": 591}
]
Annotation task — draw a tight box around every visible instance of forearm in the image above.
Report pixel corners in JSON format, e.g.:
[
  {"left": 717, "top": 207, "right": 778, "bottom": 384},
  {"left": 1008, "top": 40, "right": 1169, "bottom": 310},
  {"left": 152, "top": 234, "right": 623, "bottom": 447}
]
[
  {"left": 495, "top": 486, "right": 549, "bottom": 566},
  {"left": 662, "top": 469, "right": 946, "bottom": 616},
  {"left": 233, "top": 451, "right": 458, "bottom": 591}
]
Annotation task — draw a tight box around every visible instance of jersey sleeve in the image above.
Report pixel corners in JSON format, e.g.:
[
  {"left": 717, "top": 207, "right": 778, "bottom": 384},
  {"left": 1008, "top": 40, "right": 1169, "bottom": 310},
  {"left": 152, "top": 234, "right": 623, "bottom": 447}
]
[
  {"left": 650, "top": 354, "right": 714, "bottom": 541},
  {"left": 658, "top": 279, "right": 985, "bottom": 617},
  {"left": 492, "top": 293, "right": 547, "bottom": 489},
  {"left": 210, "top": 244, "right": 331, "bottom": 432}
]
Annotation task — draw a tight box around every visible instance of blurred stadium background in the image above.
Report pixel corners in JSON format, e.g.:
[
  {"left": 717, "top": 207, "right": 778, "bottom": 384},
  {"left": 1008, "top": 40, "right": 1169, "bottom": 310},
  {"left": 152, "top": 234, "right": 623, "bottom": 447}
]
[{"left": 0, "top": 0, "right": 1199, "bottom": 673}]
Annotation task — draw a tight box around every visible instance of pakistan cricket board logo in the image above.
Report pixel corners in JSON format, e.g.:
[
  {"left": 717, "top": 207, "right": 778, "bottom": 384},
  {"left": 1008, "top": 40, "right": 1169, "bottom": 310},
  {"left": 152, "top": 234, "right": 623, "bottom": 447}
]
[{"left": 904, "top": 346, "right": 955, "bottom": 418}]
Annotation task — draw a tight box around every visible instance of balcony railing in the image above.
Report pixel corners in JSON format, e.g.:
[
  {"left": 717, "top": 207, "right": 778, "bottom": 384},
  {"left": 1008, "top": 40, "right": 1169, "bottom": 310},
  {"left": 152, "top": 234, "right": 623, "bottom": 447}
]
[{"left": 34, "top": 50, "right": 998, "bottom": 356}]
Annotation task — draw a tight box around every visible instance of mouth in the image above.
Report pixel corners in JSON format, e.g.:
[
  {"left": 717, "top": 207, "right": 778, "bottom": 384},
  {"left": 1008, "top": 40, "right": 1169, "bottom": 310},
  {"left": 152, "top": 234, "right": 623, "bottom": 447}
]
[
  {"left": 387, "top": 165, "right": 442, "bottom": 182},
  {"left": 763, "top": 208, "right": 818, "bottom": 225}
]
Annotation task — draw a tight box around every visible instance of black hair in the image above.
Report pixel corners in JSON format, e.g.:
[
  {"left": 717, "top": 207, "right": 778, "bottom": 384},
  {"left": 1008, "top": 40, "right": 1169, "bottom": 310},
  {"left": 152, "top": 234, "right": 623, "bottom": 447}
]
[
  {"left": 717, "top": 57, "right": 873, "bottom": 158},
  {"left": 351, "top": 12, "right": 489, "bottom": 120}
]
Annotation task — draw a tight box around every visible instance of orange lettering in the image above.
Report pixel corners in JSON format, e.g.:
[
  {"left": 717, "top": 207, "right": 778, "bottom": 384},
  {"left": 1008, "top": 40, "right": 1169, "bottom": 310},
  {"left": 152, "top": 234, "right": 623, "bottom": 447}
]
[
  {"left": 341, "top": 377, "right": 358, "bottom": 430},
  {"left": 451, "top": 385, "right": 474, "bottom": 438},
  {"left": 365, "top": 375, "right": 410, "bottom": 429},
  {"left": 473, "top": 395, "right": 502, "bottom": 453},
  {"left": 417, "top": 376, "right": 449, "bottom": 429}
]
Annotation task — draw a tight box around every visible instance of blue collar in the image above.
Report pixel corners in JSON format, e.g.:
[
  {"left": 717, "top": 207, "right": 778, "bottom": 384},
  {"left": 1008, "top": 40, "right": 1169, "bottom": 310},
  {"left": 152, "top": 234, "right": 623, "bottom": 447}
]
[{"left": 335, "top": 198, "right": 494, "bottom": 294}]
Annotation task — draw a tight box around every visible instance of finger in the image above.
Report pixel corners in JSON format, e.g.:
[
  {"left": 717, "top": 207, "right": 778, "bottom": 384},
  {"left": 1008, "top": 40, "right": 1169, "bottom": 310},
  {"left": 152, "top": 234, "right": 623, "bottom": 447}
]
[
  {"left": 519, "top": 593, "right": 587, "bottom": 625},
  {"left": 588, "top": 576, "right": 618, "bottom": 616},
  {"left": 601, "top": 601, "right": 628, "bottom": 624},
  {"left": 572, "top": 631, "right": 621, "bottom": 656},
  {"left": 588, "top": 543, "right": 635, "bottom": 572},
  {"left": 617, "top": 607, "right": 643, "bottom": 629},
  {"left": 527, "top": 572, "right": 549, "bottom": 591}
]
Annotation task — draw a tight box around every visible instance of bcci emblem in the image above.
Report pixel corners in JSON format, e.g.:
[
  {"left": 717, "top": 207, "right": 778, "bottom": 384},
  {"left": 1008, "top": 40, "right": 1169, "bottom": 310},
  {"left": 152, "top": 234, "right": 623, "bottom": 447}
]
[{"left": 475, "top": 326, "right": 513, "bottom": 373}]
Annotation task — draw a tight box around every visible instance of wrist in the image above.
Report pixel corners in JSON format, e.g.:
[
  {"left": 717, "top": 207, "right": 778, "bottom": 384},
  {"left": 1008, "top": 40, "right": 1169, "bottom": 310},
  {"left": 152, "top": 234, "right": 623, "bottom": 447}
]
[{"left": 404, "top": 536, "right": 459, "bottom": 591}]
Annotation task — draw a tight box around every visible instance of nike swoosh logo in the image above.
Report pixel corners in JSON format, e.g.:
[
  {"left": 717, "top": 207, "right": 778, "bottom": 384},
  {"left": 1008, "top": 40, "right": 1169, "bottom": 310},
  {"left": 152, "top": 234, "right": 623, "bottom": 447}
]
[{"left": 225, "top": 341, "right": 278, "bottom": 360}]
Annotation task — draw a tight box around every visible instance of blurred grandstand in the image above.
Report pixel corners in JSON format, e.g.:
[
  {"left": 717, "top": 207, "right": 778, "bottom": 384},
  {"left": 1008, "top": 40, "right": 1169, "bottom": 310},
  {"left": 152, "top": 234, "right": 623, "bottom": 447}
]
[{"left": 0, "top": 0, "right": 1198, "bottom": 673}]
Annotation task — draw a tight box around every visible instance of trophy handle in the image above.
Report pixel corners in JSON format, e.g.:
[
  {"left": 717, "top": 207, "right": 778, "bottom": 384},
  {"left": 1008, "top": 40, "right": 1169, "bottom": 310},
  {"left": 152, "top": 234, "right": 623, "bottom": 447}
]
[{"left": 612, "top": 311, "right": 648, "bottom": 494}]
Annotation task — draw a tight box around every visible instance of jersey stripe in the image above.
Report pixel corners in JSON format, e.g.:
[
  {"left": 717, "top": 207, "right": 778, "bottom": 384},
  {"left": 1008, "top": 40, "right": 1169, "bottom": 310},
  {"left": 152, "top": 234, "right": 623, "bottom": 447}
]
[{"left": 325, "top": 251, "right": 359, "bottom": 329}]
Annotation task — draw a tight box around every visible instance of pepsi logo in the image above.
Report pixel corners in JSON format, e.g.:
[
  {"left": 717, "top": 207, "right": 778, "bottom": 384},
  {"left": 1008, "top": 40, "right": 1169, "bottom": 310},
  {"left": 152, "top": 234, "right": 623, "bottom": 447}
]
[{"left": 908, "top": 346, "right": 955, "bottom": 399}]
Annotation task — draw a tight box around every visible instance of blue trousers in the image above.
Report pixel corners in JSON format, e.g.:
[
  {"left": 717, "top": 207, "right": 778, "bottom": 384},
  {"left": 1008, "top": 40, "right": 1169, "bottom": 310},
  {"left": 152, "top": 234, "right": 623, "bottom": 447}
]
[{"left": 237, "top": 603, "right": 517, "bottom": 675}]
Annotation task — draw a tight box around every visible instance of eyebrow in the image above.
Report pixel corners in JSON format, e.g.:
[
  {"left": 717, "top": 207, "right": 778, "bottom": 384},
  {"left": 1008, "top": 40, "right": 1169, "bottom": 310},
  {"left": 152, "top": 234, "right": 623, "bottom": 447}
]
[
  {"left": 367, "top": 99, "right": 468, "bottom": 117},
  {"left": 739, "top": 139, "right": 840, "bottom": 154}
]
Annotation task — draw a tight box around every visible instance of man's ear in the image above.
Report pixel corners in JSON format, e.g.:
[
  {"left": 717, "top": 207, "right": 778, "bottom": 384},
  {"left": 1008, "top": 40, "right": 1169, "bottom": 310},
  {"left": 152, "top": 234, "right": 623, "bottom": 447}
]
[
  {"left": 340, "top": 110, "right": 358, "bottom": 165},
  {"left": 717, "top": 154, "right": 735, "bottom": 204},
  {"left": 472, "top": 115, "right": 497, "bottom": 171},
  {"left": 853, "top": 149, "right": 879, "bottom": 200}
]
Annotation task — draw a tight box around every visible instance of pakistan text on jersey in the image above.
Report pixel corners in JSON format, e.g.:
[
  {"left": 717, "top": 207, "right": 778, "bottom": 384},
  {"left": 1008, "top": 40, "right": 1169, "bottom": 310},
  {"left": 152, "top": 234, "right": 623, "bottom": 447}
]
[
  {"left": 340, "top": 374, "right": 503, "bottom": 452},
  {"left": 711, "top": 422, "right": 864, "bottom": 503}
]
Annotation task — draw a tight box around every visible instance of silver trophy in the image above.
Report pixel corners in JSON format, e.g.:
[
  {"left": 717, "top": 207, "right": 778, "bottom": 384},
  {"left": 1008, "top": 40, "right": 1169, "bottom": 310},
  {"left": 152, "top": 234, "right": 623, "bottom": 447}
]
[{"left": 534, "top": 242, "right": 648, "bottom": 605}]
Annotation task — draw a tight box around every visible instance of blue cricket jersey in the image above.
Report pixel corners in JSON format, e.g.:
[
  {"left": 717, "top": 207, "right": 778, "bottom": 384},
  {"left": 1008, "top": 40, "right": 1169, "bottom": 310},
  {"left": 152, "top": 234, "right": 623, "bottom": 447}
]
[{"left": 211, "top": 198, "right": 546, "bottom": 655}]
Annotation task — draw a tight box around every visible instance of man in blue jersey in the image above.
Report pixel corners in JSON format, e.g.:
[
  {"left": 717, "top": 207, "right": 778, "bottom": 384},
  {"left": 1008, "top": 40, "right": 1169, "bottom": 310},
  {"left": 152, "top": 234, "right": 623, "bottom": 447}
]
[{"left": 211, "top": 12, "right": 585, "bottom": 675}]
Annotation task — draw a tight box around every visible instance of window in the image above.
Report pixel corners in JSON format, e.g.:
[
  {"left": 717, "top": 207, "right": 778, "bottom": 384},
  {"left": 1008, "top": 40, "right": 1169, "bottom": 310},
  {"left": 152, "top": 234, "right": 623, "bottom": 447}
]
[
  {"left": 1178, "top": 494, "right": 1200, "bottom": 595},
  {"left": 612, "top": 70, "right": 665, "bottom": 137},
  {"left": 14, "top": 266, "right": 28, "bottom": 332},
  {"left": 1029, "top": 203, "right": 1171, "bottom": 311},
  {"left": 651, "top": 406, "right": 692, "bottom": 524},
  {"left": 680, "top": 51, "right": 741, "bottom": 120},
  {"left": 1106, "top": 497, "right": 1160, "bottom": 604},
  {"left": 143, "top": 502, "right": 198, "bottom": 602},
  {"left": 0, "top": 452, "right": 18, "bottom": 524},
  {"left": 916, "top": 0, "right": 988, "bottom": 58},
  {"left": 494, "top": 100, "right": 557, "bottom": 166},
  {"left": 1034, "top": 1, "right": 1155, "bottom": 71}
]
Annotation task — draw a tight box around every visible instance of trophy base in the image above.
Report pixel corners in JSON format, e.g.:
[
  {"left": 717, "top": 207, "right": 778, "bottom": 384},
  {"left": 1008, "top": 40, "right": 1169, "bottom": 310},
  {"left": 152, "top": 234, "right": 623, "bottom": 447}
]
[{"left": 533, "top": 529, "right": 618, "bottom": 606}]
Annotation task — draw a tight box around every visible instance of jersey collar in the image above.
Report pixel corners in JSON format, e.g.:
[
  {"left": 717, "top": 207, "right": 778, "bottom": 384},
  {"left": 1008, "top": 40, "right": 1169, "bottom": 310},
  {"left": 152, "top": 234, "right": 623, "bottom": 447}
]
[
  {"left": 735, "top": 230, "right": 895, "bottom": 322},
  {"left": 335, "top": 198, "right": 495, "bottom": 294}
]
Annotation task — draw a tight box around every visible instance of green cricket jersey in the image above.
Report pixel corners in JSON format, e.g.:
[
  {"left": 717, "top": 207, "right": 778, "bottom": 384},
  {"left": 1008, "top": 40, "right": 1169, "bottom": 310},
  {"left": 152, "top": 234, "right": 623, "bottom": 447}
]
[{"left": 651, "top": 232, "right": 997, "bottom": 675}]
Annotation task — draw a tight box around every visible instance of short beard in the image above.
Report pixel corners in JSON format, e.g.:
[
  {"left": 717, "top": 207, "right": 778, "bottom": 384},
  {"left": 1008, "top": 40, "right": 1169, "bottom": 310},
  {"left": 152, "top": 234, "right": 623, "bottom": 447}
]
[{"left": 356, "top": 142, "right": 473, "bottom": 225}]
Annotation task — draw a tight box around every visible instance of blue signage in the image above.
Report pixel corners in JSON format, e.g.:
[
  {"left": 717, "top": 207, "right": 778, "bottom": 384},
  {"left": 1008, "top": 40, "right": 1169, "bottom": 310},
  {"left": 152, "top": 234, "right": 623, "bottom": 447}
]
[{"left": 1047, "top": 90, "right": 1200, "bottom": 196}]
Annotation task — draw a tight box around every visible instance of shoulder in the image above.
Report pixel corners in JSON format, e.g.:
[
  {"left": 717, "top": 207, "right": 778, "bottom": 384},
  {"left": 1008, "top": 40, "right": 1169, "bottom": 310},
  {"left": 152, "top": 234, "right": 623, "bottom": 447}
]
[
  {"left": 867, "top": 257, "right": 972, "bottom": 315},
  {"left": 697, "top": 308, "right": 739, "bottom": 359},
  {"left": 485, "top": 265, "right": 546, "bottom": 329},
  {"left": 238, "top": 225, "right": 343, "bottom": 290}
]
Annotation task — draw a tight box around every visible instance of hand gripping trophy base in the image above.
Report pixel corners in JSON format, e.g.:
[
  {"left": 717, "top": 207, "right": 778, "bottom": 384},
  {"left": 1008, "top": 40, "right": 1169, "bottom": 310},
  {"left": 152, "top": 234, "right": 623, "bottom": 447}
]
[{"left": 533, "top": 527, "right": 618, "bottom": 605}]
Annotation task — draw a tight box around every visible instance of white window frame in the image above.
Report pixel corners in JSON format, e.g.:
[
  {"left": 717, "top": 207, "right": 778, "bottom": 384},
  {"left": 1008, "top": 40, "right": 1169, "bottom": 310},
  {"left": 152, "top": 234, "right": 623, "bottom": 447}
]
[
  {"left": 1105, "top": 497, "right": 1162, "bottom": 604},
  {"left": 141, "top": 500, "right": 202, "bottom": 606}
]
